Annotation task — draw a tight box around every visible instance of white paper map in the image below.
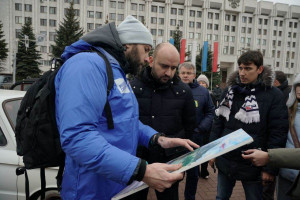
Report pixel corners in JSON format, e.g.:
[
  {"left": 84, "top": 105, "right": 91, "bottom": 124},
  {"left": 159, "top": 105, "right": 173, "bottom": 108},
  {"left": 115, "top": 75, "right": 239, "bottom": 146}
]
[{"left": 112, "top": 128, "right": 253, "bottom": 200}]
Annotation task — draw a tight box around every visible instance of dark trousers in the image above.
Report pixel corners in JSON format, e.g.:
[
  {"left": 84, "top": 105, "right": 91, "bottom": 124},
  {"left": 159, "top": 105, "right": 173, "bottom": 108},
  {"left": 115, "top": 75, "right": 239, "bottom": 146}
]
[{"left": 263, "top": 179, "right": 276, "bottom": 200}]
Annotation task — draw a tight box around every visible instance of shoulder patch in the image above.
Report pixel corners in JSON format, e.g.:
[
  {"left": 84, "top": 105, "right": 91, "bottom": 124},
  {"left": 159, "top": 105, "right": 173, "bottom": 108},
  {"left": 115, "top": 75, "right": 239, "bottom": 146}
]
[{"left": 115, "top": 78, "right": 130, "bottom": 94}]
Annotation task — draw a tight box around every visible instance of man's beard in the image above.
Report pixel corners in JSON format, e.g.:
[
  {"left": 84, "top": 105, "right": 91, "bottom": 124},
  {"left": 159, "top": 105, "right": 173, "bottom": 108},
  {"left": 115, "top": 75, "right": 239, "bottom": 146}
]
[{"left": 125, "top": 46, "right": 142, "bottom": 76}]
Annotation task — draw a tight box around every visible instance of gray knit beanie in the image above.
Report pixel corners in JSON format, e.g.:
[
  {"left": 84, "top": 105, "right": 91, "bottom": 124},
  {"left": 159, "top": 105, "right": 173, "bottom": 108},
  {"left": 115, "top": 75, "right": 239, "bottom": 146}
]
[
  {"left": 117, "top": 15, "right": 153, "bottom": 47},
  {"left": 197, "top": 74, "right": 209, "bottom": 87}
]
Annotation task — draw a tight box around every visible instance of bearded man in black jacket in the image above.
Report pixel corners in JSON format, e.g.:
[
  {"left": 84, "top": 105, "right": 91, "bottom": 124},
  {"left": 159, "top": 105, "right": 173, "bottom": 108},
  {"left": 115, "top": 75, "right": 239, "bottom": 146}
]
[
  {"left": 129, "top": 42, "right": 196, "bottom": 200},
  {"left": 209, "top": 50, "right": 288, "bottom": 200}
]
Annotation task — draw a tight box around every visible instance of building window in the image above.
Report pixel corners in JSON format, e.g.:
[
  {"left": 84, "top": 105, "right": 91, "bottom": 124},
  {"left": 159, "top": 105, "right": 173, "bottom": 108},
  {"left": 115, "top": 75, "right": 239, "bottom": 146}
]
[
  {"left": 294, "top": 22, "right": 298, "bottom": 28},
  {"left": 189, "top": 32, "right": 194, "bottom": 39},
  {"left": 247, "top": 38, "right": 251, "bottom": 44},
  {"left": 159, "top": 7, "right": 165, "bottom": 13},
  {"left": 109, "top": 13, "right": 116, "bottom": 20},
  {"left": 151, "top": 29, "right": 156, "bottom": 35},
  {"left": 230, "top": 36, "right": 235, "bottom": 42},
  {"left": 208, "top": 12, "right": 213, "bottom": 19},
  {"left": 207, "top": 34, "right": 212, "bottom": 40},
  {"left": 214, "top": 24, "right": 219, "bottom": 30},
  {"left": 225, "top": 25, "right": 229, "bottom": 31},
  {"left": 49, "top": 19, "right": 56, "bottom": 27},
  {"left": 197, "top": 11, "right": 202, "bottom": 18},
  {"left": 131, "top": 3, "right": 137, "bottom": 11},
  {"left": 40, "top": 46, "right": 47, "bottom": 53},
  {"left": 272, "top": 40, "right": 276, "bottom": 47},
  {"left": 16, "top": 29, "right": 21, "bottom": 38},
  {"left": 110, "top": 1, "right": 116, "bottom": 8},
  {"left": 258, "top": 29, "right": 261, "bottom": 35},
  {"left": 232, "top": 15, "right": 236, "bottom": 21},
  {"left": 276, "top": 62, "right": 279, "bottom": 67},
  {"left": 215, "top": 13, "right": 219, "bottom": 20},
  {"left": 40, "top": 6, "right": 47, "bottom": 13},
  {"left": 196, "top": 33, "right": 201, "bottom": 39},
  {"left": 231, "top": 26, "right": 235, "bottom": 32},
  {"left": 138, "top": 16, "right": 144, "bottom": 23},
  {"left": 273, "top": 30, "right": 277, "bottom": 36},
  {"left": 151, "top": 17, "right": 157, "bottom": 24},
  {"left": 242, "top": 16, "right": 247, "bottom": 23},
  {"left": 96, "top": 0, "right": 103, "bottom": 7},
  {"left": 225, "top": 14, "right": 230, "bottom": 21},
  {"left": 264, "top": 19, "right": 268, "bottom": 25},
  {"left": 263, "top": 29, "right": 267, "bottom": 35},
  {"left": 293, "top": 33, "right": 297, "bottom": 38},
  {"left": 262, "top": 39, "right": 266, "bottom": 45},
  {"left": 291, "top": 63, "right": 294, "bottom": 68},
  {"left": 277, "top": 51, "right": 280, "bottom": 58},
  {"left": 178, "top": 20, "right": 183, "bottom": 27},
  {"left": 87, "top": 23, "right": 94, "bottom": 30},
  {"left": 223, "top": 46, "right": 228, "bottom": 54},
  {"left": 25, "top": 17, "right": 32, "bottom": 24},
  {"left": 289, "top": 22, "right": 293, "bottom": 28},
  {"left": 139, "top": 4, "right": 145, "bottom": 11},
  {"left": 248, "top": 28, "right": 251, "bottom": 34},
  {"left": 196, "top": 22, "right": 201, "bottom": 29},
  {"left": 259, "top": 18, "right": 262, "bottom": 25},
  {"left": 272, "top": 50, "right": 275, "bottom": 58},
  {"left": 87, "top": 11, "right": 94, "bottom": 18},
  {"left": 293, "top": 42, "right": 296, "bottom": 48},
  {"left": 95, "top": 12, "right": 102, "bottom": 19},
  {"left": 213, "top": 35, "right": 218, "bottom": 41},
  {"left": 288, "top": 32, "right": 291, "bottom": 38},
  {"left": 49, "top": 7, "right": 56, "bottom": 14},
  {"left": 118, "top": 2, "right": 124, "bottom": 9},
  {"left": 241, "top": 37, "right": 245, "bottom": 43},
  {"left": 257, "top": 39, "right": 261, "bottom": 45},
  {"left": 158, "top": 29, "right": 164, "bottom": 36},
  {"left": 40, "top": 31, "right": 47, "bottom": 41},
  {"left": 49, "top": 32, "right": 56, "bottom": 41},
  {"left": 278, "top": 41, "right": 281, "bottom": 46},
  {"left": 207, "top": 23, "right": 212, "bottom": 30},
  {"left": 40, "top": 19, "right": 47, "bottom": 26},
  {"left": 178, "top": 9, "right": 184, "bottom": 15},
  {"left": 190, "top": 10, "right": 195, "bottom": 17},
  {"left": 274, "top": 20, "right": 278, "bottom": 26},
  {"left": 151, "top": 6, "right": 157, "bottom": 12},
  {"left": 15, "top": 3, "right": 22, "bottom": 11},
  {"left": 292, "top": 52, "right": 295, "bottom": 59},
  {"left": 189, "top": 21, "right": 194, "bottom": 28},
  {"left": 171, "top": 8, "right": 177, "bottom": 15},
  {"left": 117, "top": 14, "right": 124, "bottom": 21},
  {"left": 159, "top": 18, "right": 164, "bottom": 25},
  {"left": 25, "top": 4, "right": 32, "bottom": 12},
  {"left": 248, "top": 17, "right": 252, "bottom": 23},
  {"left": 279, "top": 21, "right": 283, "bottom": 27},
  {"left": 230, "top": 47, "right": 234, "bottom": 55},
  {"left": 170, "top": 19, "right": 176, "bottom": 26},
  {"left": 15, "top": 16, "right": 22, "bottom": 24},
  {"left": 87, "top": 0, "right": 94, "bottom": 6},
  {"left": 279, "top": 31, "right": 282, "bottom": 37},
  {"left": 224, "top": 35, "right": 229, "bottom": 42},
  {"left": 241, "top": 27, "right": 246, "bottom": 33}
]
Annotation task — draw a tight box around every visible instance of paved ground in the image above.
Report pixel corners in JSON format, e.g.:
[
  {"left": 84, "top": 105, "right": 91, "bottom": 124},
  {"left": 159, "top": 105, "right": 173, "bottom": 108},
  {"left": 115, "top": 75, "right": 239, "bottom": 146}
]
[{"left": 147, "top": 166, "right": 246, "bottom": 200}]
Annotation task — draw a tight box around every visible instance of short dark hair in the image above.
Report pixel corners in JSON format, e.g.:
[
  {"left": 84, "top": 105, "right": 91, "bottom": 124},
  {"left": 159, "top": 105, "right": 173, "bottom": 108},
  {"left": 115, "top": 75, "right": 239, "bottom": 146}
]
[
  {"left": 275, "top": 71, "right": 287, "bottom": 84},
  {"left": 237, "top": 50, "right": 263, "bottom": 69}
]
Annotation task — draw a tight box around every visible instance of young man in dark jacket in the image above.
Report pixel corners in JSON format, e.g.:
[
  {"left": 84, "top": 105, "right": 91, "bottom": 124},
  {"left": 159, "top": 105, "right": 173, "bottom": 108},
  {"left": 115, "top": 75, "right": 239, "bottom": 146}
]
[
  {"left": 130, "top": 43, "right": 196, "bottom": 200},
  {"left": 274, "top": 70, "right": 291, "bottom": 103},
  {"left": 209, "top": 50, "right": 289, "bottom": 200},
  {"left": 179, "top": 62, "right": 215, "bottom": 200}
]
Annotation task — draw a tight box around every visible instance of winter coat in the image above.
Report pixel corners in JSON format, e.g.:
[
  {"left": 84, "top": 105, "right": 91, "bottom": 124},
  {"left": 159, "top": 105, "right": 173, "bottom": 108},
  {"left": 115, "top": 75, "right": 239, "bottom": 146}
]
[
  {"left": 268, "top": 148, "right": 300, "bottom": 200},
  {"left": 278, "top": 80, "right": 291, "bottom": 103},
  {"left": 213, "top": 87, "right": 223, "bottom": 101},
  {"left": 210, "top": 66, "right": 289, "bottom": 181},
  {"left": 55, "top": 23, "right": 156, "bottom": 200},
  {"left": 188, "top": 80, "right": 215, "bottom": 137},
  {"left": 130, "top": 66, "right": 196, "bottom": 161}
]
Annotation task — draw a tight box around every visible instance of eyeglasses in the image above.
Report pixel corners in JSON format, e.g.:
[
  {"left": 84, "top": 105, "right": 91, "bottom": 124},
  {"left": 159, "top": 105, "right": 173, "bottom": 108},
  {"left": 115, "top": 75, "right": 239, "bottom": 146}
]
[{"left": 179, "top": 72, "right": 195, "bottom": 75}]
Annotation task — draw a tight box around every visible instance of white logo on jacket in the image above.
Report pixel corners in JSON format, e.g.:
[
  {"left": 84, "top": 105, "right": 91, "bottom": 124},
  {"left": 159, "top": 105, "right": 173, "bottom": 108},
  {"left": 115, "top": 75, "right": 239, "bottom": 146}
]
[{"left": 115, "top": 78, "right": 130, "bottom": 94}]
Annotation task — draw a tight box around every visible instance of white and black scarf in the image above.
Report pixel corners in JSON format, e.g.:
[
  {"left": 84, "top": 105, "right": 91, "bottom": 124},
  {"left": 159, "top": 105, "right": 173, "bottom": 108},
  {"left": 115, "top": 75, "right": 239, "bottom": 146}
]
[{"left": 215, "top": 86, "right": 260, "bottom": 124}]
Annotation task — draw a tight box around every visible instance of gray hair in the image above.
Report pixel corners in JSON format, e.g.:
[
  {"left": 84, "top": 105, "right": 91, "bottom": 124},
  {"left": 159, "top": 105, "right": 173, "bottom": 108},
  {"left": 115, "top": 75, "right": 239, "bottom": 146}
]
[{"left": 178, "top": 62, "right": 196, "bottom": 74}]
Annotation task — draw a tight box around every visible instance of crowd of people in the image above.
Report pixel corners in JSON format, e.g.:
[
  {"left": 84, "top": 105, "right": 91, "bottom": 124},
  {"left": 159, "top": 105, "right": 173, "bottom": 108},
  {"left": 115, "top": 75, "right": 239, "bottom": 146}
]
[{"left": 54, "top": 15, "right": 299, "bottom": 200}]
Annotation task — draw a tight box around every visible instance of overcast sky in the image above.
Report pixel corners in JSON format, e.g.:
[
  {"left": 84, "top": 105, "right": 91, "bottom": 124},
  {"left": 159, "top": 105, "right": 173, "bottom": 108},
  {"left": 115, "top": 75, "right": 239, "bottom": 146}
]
[{"left": 258, "top": 0, "right": 300, "bottom": 6}]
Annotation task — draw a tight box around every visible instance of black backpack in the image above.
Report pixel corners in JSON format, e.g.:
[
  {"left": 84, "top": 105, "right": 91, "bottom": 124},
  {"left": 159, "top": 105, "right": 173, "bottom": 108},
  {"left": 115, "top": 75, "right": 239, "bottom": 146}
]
[{"left": 15, "top": 49, "right": 114, "bottom": 200}]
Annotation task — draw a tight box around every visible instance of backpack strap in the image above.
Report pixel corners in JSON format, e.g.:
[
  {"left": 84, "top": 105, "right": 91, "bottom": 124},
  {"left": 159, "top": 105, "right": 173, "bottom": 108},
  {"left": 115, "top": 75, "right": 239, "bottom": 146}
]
[
  {"left": 93, "top": 50, "right": 114, "bottom": 129},
  {"left": 40, "top": 168, "right": 46, "bottom": 199},
  {"left": 16, "top": 167, "right": 30, "bottom": 200}
]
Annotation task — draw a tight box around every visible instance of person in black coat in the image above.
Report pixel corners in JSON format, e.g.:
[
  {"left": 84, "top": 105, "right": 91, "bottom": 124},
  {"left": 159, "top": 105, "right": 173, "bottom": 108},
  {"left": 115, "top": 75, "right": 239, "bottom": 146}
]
[
  {"left": 129, "top": 43, "right": 196, "bottom": 200},
  {"left": 274, "top": 70, "right": 291, "bottom": 103},
  {"left": 209, "top": 51, "right": 289, "bottom": 200},
  {"left": 179, "top": 62, "right": 215, "bottom": 200}
]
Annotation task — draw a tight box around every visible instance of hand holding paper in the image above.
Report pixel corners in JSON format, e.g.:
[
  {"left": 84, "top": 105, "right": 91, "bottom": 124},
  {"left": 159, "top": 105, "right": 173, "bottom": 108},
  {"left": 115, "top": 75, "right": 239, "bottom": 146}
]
[
  {"left": 142, "top": 163, "right": 183, "bottom": 192},
  {"left": 158, "top": 136, "right": 199, "bottom": 151}
]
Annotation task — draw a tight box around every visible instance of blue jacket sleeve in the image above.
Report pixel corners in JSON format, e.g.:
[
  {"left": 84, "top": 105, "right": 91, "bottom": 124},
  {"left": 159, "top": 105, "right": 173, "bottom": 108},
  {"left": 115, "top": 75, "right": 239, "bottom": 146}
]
[{"left": 55, "top": 53, "right": 139, "bottom": 184}]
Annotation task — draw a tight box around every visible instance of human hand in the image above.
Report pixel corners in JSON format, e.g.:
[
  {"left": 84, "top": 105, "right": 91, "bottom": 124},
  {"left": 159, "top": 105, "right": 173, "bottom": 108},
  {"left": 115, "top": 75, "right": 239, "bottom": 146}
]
[
  {"left": 142, "top": 163, "right": 184, "bottom": 192},
  {"left": 261, "top": 171, "right": 275, "bottom": 186},
  {"left": 157, "top": 136, "right": 199, "bottom": 151},
  {"left": 241, "top": 149, "right": 269, "bottom": 166}
]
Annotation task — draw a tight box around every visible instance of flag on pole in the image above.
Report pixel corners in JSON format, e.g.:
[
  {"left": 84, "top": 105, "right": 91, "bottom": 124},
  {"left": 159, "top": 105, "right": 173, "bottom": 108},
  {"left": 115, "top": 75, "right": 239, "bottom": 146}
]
[
  {"left": 191, "top": 41, "right": 197, "bottom": 66},
  {"left": 213, "top": 42, "right": 218, "bottom": 72},
  {"left": 202, "top": 41, "right": 208, "bottom": 72},
  {"left": 180, "top": 39, "right": 186, "bottom": 64},
  {"left": 169, "top": 38, "right": 174, "bottom": 45}
]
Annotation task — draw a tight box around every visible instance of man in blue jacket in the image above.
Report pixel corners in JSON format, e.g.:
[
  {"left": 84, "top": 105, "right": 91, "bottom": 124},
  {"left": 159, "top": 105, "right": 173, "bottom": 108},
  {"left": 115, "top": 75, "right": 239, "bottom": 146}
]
[
  {"left": 178, "top": 62, "right": 215, "bottom": 200},
  {"left": 54, "top": 15, "right": 198, "bottom": 200}
]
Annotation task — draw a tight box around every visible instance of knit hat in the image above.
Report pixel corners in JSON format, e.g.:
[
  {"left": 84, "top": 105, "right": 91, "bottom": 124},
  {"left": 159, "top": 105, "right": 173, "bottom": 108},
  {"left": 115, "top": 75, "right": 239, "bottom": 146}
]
[
  {"left": 117, "top": 15, "right": 153, "bottom": 47},
  {"left": 197, "top": 74, "right": 209, "bottom": 87}
]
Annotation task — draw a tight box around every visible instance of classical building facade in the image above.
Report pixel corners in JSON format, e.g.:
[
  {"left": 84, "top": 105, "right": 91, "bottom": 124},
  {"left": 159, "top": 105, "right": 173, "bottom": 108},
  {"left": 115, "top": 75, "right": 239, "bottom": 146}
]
[{"left": 0, "top": 0, "right": 299, "bottom": 84}]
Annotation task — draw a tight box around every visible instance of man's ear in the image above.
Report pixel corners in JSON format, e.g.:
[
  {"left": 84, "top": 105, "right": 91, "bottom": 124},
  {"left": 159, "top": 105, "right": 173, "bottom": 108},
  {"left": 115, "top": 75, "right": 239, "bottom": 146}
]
[
  {"left": 258, "top": 65, "right": 264, "bottom": 74},
  {"left": 149, "top": 56, "right": 154, "bottom": 67}
]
